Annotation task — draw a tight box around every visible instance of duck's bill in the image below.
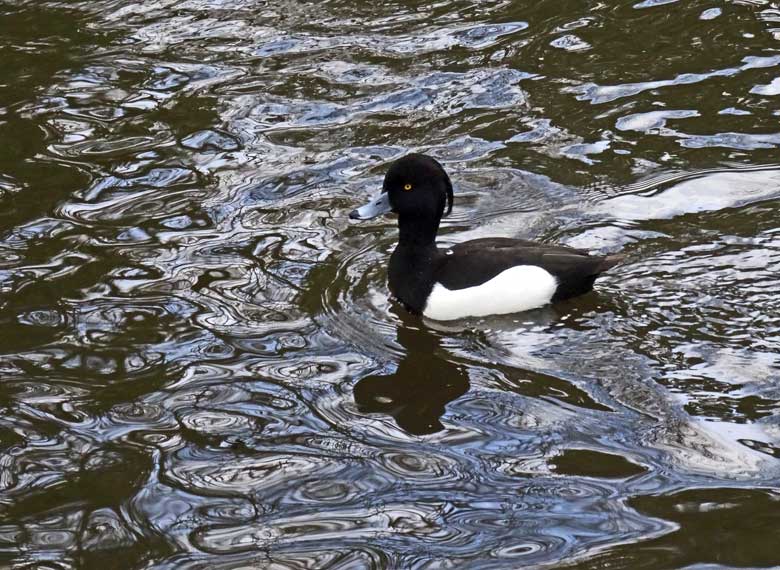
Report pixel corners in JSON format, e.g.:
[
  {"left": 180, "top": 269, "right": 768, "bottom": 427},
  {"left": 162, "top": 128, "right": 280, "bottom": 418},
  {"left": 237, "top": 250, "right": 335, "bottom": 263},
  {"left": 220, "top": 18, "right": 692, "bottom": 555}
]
[{"left": 349, "top": 192, "right": 391, "bottom": 220}]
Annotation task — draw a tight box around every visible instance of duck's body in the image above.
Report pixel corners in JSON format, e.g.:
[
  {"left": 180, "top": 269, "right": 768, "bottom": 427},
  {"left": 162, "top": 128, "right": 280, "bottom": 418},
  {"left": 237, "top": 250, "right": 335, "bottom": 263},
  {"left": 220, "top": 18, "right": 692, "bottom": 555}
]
[
  {"left": 390, "top": 238, "right": 621, "bottom": 320},
  {"left": 350, "top": 154, "right": 623, "bottom": 321}
]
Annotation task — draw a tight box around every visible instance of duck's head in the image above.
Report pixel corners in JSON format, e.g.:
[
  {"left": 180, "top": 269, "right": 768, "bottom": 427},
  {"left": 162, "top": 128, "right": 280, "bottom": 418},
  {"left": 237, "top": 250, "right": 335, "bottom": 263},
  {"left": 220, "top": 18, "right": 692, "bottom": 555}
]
[{"left": 349, "top": 154, "right": 453, "bottom": 222}]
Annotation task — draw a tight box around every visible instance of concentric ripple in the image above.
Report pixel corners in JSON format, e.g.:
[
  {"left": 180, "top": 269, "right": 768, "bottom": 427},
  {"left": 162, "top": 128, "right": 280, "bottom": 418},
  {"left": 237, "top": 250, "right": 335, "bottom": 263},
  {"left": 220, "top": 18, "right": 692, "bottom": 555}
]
[{"left": 1, "top": 0, "right": 780, "bottom": 569}]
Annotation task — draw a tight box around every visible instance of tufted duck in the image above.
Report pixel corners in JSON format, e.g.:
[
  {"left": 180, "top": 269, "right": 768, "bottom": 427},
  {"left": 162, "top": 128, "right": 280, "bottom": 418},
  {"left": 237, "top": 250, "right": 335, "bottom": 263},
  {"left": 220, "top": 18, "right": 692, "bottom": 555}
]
[{"left": 349, "top": 154, "right": 623, "bottom": 321}]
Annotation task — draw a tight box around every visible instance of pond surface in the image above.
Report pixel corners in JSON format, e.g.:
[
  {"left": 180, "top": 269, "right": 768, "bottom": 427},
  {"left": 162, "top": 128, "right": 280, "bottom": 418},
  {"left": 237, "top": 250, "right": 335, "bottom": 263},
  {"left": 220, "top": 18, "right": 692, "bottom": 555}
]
[{"left": 1, "top": 0, "right": 780, "bottom": 568}]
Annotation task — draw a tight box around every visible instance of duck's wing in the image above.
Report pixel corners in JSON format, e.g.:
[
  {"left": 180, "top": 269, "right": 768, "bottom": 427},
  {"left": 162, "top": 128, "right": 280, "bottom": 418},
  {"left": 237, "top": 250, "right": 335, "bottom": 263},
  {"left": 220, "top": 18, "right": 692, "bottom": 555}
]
[
  {"left": 449, "top": 237, "right": 593, "bottom": 257},
  {"left": 437, "top": 238, "right": 624, "bottom": 299}
]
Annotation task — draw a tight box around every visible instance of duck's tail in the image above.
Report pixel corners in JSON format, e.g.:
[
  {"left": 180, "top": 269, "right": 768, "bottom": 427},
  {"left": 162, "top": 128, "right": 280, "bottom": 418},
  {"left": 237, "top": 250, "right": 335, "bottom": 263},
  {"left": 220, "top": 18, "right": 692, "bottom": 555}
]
[{"left": 596, "top": 253, "right": 626, "bottom": 273}]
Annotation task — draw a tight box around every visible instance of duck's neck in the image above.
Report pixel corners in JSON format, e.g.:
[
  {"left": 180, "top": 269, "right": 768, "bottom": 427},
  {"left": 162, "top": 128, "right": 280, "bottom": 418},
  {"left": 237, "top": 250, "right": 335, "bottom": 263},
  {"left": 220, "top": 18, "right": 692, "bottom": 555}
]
[
  {"left": 389, "top": 214, "right": 441, "bottom": 314},
  {"left": 397, "top": 214, "right": 440, "bottom": 247}
]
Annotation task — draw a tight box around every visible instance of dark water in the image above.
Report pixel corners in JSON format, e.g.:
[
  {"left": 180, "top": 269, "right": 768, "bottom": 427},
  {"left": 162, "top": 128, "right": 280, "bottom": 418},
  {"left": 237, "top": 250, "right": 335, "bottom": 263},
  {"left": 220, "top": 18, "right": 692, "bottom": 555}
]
[{"left": 1, "top": 0, "right": 780, "bottom": 568}]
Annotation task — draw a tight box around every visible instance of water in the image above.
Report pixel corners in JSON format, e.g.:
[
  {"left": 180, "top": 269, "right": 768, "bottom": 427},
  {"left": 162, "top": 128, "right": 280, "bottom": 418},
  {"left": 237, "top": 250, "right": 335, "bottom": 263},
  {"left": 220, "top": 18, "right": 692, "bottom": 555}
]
[{"left": 1, "top": 1, "right": 779, "bottom": 568}]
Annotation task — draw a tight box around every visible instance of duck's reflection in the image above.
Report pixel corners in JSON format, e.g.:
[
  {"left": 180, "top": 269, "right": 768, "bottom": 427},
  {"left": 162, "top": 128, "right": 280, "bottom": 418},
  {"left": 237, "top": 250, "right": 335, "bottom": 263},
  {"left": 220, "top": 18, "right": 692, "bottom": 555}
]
[{"left": 353, "top": 308, "right": 469, "bottom": 435}]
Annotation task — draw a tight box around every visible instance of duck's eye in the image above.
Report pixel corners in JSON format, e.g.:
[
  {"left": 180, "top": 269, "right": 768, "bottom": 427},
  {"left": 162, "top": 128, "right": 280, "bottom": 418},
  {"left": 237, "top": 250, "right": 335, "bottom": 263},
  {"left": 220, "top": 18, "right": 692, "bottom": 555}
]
[{"left": 403, "top": 183, "right": 412, "bottom": 191}]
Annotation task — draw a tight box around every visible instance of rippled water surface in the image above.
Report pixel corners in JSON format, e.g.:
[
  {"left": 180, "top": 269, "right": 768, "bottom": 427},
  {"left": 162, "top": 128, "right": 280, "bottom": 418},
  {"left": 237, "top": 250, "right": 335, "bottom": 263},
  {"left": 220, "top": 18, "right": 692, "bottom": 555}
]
[{"left": 2, "top": 1, "right": 780, "bottom": 568}]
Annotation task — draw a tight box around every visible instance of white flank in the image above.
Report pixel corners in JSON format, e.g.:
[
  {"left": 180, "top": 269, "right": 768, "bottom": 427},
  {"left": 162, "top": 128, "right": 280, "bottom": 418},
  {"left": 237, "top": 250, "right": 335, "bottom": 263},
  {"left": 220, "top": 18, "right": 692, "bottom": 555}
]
[{"left": 423, "top": 265, "right": 558, "bottom": 321}]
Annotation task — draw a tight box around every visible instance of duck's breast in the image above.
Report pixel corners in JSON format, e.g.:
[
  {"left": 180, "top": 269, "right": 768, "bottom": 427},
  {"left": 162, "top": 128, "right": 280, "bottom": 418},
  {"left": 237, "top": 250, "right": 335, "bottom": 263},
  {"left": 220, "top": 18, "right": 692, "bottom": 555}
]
[{"left": 423, "top": 265, "right": 558, "bottom": 321}]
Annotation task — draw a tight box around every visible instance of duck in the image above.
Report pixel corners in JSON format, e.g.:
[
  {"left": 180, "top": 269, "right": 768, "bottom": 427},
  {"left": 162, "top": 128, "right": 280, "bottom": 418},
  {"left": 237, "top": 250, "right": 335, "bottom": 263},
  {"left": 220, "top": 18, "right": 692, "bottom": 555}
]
[{"left": 349, "top": 153, "right": 624, "bottom": 321}]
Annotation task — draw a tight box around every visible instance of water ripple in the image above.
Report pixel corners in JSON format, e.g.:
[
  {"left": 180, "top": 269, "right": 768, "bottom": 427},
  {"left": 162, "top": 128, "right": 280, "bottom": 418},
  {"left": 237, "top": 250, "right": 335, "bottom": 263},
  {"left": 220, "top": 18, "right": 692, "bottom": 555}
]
[{"left": 3, "top": 0, "right": 780, "bottom": 568}]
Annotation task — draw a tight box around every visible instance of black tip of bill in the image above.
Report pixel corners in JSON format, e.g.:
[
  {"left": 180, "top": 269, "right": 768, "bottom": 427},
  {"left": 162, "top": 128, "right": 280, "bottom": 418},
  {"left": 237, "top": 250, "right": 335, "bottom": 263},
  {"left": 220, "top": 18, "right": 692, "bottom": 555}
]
[{"left": 349, "top": 192, "right": 391, "bottom": 221}]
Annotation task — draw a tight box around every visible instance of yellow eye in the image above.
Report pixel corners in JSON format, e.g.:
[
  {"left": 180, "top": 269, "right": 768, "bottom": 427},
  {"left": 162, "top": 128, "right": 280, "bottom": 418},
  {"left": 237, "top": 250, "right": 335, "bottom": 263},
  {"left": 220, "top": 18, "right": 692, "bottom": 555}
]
[{"left": 403, "top": 183, "right": 412, "bottom": 191}]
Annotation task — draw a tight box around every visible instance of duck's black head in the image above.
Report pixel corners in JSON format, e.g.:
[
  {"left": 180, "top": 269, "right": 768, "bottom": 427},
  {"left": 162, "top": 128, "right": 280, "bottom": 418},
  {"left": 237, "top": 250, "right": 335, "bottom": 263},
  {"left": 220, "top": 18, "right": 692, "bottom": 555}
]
[
  {"left": 383, "top": 154, "right": 453, "bottom": 220},
  {"left": 349, "top": 154, "right": 453, "bottom": 226}
]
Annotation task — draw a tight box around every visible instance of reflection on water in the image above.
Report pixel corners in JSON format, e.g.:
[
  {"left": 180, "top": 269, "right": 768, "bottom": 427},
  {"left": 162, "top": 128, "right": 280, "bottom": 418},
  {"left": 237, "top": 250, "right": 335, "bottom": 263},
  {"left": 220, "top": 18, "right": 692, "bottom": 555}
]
[
  {"left": 1, "top": 0, "right": 780, "bottom": 568},
  {"left": 354, "top": 308, "right": 470, "bottom": 435}
]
